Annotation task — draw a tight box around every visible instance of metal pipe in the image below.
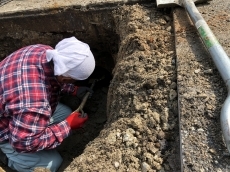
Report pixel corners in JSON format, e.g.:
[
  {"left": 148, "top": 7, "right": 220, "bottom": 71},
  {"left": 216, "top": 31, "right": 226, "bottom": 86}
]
[
  {"left": 183, "top": 0, "right": 230, "bottom": 152},
  {"left": 220, "top": 91, "right": 230, "bottom": 152}
]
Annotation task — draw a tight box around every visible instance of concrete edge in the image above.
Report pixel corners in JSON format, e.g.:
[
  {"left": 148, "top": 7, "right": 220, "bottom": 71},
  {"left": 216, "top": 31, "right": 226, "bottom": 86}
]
[{"left": 0, "top": 0, "right": 154, "bottom": 19}]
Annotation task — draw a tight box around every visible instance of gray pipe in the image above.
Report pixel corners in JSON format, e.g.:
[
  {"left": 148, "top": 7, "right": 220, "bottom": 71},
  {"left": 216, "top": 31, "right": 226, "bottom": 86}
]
[{"left": 183, "top": 0, "right": 230, "bottom": 152}]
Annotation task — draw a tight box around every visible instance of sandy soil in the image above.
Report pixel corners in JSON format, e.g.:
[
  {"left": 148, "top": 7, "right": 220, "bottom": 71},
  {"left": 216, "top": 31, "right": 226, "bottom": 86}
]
[
  {"left": 61, "top": 4, "right": 179, "bottom": 172},
  {"left": 0, "top": 4, "right": 179, "bottom": 172},
  {"left": 175, "top": 0, "right": 230, "bottom": 171},
  {"left": 1, "top": 0, "right": 229, "bottom": 172}
]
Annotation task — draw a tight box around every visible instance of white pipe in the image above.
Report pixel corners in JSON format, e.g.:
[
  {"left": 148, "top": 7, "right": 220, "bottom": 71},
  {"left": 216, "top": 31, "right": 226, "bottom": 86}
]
[{"left": 183, "top": 0, "right": 230, "bottom": 152}]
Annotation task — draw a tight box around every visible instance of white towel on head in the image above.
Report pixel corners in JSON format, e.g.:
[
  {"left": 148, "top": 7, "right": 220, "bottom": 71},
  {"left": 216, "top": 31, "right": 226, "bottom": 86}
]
[{"left": 46, "top": 36, "right": 95, "bottom": 80}]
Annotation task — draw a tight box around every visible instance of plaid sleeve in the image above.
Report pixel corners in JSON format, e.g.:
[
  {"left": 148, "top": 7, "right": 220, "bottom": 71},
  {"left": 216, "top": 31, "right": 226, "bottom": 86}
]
[
  {"left": 7, "top": 46, "right": 71, "bottom": 153},
  {"left": 10, "top": 112, "right": 71, "bottom": 153},
  {"left": 61, "top": 83, "right": 75, "bottom": 95}
]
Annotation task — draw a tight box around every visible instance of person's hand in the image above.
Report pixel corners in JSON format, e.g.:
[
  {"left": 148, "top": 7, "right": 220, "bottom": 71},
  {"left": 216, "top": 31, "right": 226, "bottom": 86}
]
[
  {"left": 76, "top": 86, "right": 93, "bottom": 99},
  {"left": 66, "top": 111, "right": 88, "bottom": 129}
]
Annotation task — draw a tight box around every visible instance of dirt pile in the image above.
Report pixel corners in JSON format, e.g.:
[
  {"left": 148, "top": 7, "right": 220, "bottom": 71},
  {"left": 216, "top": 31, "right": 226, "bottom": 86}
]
[{"left": 63, "top": 4, "right": 179, "bottom": 172}]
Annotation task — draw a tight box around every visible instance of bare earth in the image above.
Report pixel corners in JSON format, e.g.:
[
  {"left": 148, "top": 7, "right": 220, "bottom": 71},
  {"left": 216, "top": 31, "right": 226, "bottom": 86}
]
[
  {"left": 62, "top": 4, "right": 179, "bottom": 172},
  {"left": 175, "top": 0, "right": 230, "bottom": 171},
  {"left": 0, "top": 0, "right": 230, "bottom": 172}
]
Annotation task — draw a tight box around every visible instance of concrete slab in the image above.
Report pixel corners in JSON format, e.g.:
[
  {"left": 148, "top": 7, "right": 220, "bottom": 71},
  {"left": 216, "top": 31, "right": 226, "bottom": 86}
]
[{"left": 0, "top": 0, "right": 151, "bottom": 17}]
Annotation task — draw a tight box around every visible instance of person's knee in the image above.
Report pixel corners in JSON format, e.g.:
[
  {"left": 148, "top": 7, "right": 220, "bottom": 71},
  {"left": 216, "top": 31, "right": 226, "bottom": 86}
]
[
  {"left": 8, "top": 152, "right": 63, "bottom": 172},
  {"left": 54, "top": 155, "right": 63, "bottom": 171},
  {"left": 49, "top": 153, "right": 63, "bottom": 172}
]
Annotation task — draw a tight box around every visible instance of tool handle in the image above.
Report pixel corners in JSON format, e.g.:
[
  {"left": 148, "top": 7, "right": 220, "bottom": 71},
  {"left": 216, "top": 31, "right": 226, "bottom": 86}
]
[
  {"left": 183, "top": 0, "right": 230, "bottom": 86},
  {"left": 184, "top": 0, "right": 230, "bottom": 153},
  {"left": 74, "top": 80, "right": 96, "bottom": 114}
]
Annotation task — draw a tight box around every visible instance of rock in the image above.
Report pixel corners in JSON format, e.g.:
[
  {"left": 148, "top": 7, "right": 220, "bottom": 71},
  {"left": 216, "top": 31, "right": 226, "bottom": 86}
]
[
  {"left": 0, "top": 167, "right": 5, "bottom": 172},
  {"left": 33, "top": 167, "right": 51, "bottom": 172},
  {"left": 114, "top": 161, "right": 120, "bottom": 168},
  {"left": 157, "top": 130, "right": 165, "bottom": 139},
  {"left": 150, "top": 111, "right": 160, "bottom": 124},
  {"left": 130, "top": 115, "right": 143, "bottom": 129},
  {"left": 204, "top": 69, "right": 213, "bottom": 74},
  {"left": 166, "top": 26, "right": 172, "bottom": 32},
  {"left": 170, "top": 82, "right": 177, "bottom": 89},
  {"left": 141, "top": 162, "right": 151, "bottom": 172},
  {"left": 106, "top": 131, "right": 117, "bottom": 144},
  {"left": 194, "top": 69, "right": 200, "bottom": 74},
  {"left": 169, "top": 89, "right": 177, "bottom": 100}
]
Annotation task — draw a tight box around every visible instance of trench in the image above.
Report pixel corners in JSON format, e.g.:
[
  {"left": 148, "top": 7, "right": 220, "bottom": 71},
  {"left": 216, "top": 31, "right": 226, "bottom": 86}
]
[
  {"left": 0, "top": 2, "right": 180, "bottom": 172},
  {"left": 0, "top": 5, "right": 117, "bottom": 172}
]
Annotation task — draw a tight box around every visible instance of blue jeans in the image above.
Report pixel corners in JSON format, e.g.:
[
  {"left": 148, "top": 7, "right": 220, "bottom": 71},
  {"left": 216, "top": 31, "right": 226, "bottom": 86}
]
[{"left": 0, "top": 103, "right": 72, "bottom": 172}]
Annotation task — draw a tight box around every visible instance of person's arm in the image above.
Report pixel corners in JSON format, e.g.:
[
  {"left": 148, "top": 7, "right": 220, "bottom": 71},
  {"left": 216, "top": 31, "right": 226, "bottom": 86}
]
[
  {"left": 61, "top": 84, "right": 93, "bottom": 99},
  {"left": 8, "top": 55, "right": 71, "bottom": 153},
  {"left": 61, "top": 83, "right": 76, "bottom": 95},
  {"left": 9, "top": 111, "right": 71, "bottom": 153}
]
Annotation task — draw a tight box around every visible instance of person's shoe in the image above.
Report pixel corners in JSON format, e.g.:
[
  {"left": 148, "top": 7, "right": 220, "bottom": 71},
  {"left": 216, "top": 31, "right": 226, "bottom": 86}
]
[{"left": 0, "top": 149, "right": 8, "bottom": 165}]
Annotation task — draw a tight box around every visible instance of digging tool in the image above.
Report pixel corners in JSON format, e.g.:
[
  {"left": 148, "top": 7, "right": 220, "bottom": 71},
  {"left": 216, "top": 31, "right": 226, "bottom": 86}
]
[
  {"left": 74, "top": 79, "right": 95, "bottom": 117},
  {"left": 74, "top": 75, "right": 105, "bottom": 117},
  {"left": 157, "top": 0, "right": 230, "bottom": 152}
]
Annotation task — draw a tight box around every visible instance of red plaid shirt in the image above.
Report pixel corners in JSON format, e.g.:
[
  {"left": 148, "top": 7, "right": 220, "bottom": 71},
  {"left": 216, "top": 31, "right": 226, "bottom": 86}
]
[{"left": 0, "top": 44, "right": 74, "bottom": 153}]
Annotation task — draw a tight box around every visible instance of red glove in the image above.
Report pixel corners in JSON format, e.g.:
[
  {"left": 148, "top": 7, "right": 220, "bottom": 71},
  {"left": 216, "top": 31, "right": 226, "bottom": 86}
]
[{"left": 66, "top": 111, "right": 88, "bottom": 129}]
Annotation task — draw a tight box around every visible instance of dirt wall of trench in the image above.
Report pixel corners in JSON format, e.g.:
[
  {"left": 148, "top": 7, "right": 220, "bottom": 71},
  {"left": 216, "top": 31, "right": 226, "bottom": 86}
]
[
  {"left": 63, "top": 4, "right": 180, "bottom": 172},
  {"left": 0, "top": 8, "right": 118, "bottom": 74}
]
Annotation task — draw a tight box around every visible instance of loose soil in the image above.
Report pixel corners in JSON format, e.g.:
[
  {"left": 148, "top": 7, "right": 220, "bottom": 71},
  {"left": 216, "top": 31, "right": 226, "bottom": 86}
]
[
  {"left": 5, "top": 1, "right": 230, "bottom": 171},
  {"left": 0, "top": 3, "right": 180, "bottom": 172},
  {"left": 61, "top": 4, "right": 179, "bottom": 172},
  {"left": 175, "top": 0, "right": 230, "bottom": 171}
]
